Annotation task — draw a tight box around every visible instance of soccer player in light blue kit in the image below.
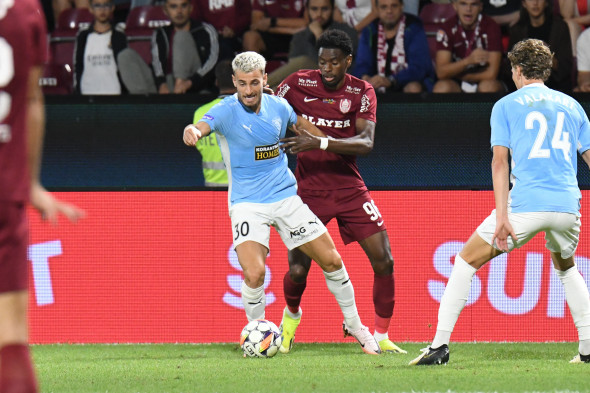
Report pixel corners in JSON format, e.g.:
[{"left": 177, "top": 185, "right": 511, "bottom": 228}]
[
  {"left": 411, "top": 39, "right": 590, "bottom": 365},
  {"left": 182, "top": 51, "right": 381, "bottom": 355}
]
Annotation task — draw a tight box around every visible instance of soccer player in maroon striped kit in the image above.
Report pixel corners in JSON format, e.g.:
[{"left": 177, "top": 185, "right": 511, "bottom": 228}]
[
  {"left": 0, "top": 1, "right": 85, "bottom": 391},
  {"left": 276, "top": 29, "right": 405, "bottom": 354}
]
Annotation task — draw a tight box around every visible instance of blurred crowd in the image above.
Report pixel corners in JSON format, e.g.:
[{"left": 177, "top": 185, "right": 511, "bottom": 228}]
[{"left": 38, "top": 0, "right": 590, "bottom": 95}]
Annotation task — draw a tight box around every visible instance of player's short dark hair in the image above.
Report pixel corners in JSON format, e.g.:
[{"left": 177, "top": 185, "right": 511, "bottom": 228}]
[
  {"left": 215, "top": 60, "right": 234, "bottom": 90},
  {"left": 375, "top": 0, "right": 403, "bottom": 6},
  {"left": 507, "top": 39, "right": 553, "bottom": 81},
  {"left": 316, "top": 29, "right": 353, "bottom": 57}
]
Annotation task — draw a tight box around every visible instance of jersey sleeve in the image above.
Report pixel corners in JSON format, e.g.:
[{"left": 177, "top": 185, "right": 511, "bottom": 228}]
[
  {"left": 576, "top": 103, "right": 590, "bottom": 154},
  {"left": 200, "top": 100, "right": 231, "bottom": 136},
  {"left": 358, "top": 84, "right": 377, "bottom": 123},
  {"left": 275, "top": 74, "right": 294, "bottom": 100},
  {"left": 490, "top": 100, "right": 510, "bottom": 149}
]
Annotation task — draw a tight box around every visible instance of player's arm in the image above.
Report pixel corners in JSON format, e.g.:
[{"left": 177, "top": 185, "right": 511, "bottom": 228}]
[
  {"left": 461, "top": 51, "right": 502, "bottom": 83},
  {"left": 282, "top": 117, "right": 375, "bottom": 155},
  {"left": 28, "top": 66, "right": 85, "bottom": 223},
  {"left": 183, "top": 121, "right": 212, "bottom": 146},
  {"left": 490, "top": 145, "right": 517, "bottom": 252},
  {"left": 581, "top": 149, "right": 590, "bottom": 170}
]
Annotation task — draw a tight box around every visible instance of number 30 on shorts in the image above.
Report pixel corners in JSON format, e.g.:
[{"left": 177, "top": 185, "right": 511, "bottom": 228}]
[
  {"left": 362, "top": 200, "right": 382, "bottom": 222},
  {"left": 234, "top": 221, "right": 250, "bottom": 240}
]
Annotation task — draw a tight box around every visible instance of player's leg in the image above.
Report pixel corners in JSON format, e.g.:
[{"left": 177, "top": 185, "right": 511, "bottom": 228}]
[
  {"left": 544, "top": 213, "right": 590, "bottom": 363},
  {"left": 235, "top": 241, "right": 269, "bottom": 321},
  {"left": 0, "top": 203, "right": 37, "bottom": 393},
  {"left": 279, "top": 248, "right": 311, "bottom": 353},
  {"left": 410, "top": 231, "right": 500, "bottom": 365},
  {"left": 297, "top": 233, "right": 380, "bottom": 354},
  {"left": 411, "top": 211, "right": 543, "bottom": 365},
  {"left": 230, "top": 203, "right": 272, "bottom": 322},
  {"left": 275, "top": 196, "right": 380, "bottom": 354},
  {"left": 358, "top": 231, "right": 405, "bottom": 354}
]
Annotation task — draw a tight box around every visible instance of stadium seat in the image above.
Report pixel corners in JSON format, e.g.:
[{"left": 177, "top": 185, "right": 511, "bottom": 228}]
[
  {"left": 49, "top": 37, "right": 76, "bottom": 74},
  {"left": 419, "top": 2, "right": 456, "bottom": 63},
  {"left": 419, "top": 2, "right": 456, "bottom": 27},
  {"left": 40, "top": 63, "right": 74, "bottom": 95},
  {"left": 54, "top": 7, "right": 94, "bottom": 35},
  {"left": 125, "top": 5, "right": 170, "bottom": 65}
]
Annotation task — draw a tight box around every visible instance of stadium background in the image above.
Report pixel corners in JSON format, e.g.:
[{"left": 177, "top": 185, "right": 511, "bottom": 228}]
[{"left": 28, "top": 94, "right": 590, "bottom": 344}]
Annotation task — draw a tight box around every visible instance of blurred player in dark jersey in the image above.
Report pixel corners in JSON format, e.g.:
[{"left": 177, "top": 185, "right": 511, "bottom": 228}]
[
  {"left": 276, "top": 29, "right": 405, "bottom": 355},
  {"left": 0, "top": 1, "right": 85, "bottom": 391}
]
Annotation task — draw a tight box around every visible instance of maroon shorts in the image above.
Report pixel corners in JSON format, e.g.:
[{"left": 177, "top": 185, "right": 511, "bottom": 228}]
[
  {"left": 0, "top": 202, "right": 29, "bottom": 293},
  {"left": 298, "top": 186, "right": 386, "bottom": 245}
]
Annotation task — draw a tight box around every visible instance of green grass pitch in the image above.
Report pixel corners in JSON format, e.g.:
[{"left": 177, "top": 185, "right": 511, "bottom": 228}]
[{"left": 33, "top": 343, "right": 590, "bottom": 393}]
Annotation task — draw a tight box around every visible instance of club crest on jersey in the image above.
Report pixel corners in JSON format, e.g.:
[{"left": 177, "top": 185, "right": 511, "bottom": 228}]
[
  {"left": 255, "top": 143, "right": 280, "bottom": 160},
  {"left": 272, "top": 117, "right": 282, "bottom": 132},
  {"left": 339, "top": 99, "right": 351, "bottom": 114}
]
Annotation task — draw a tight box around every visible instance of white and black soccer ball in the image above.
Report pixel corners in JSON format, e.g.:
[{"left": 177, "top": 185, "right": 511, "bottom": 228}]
[{"left": 240, "top": 319, "right": 283, "bottom": 358}]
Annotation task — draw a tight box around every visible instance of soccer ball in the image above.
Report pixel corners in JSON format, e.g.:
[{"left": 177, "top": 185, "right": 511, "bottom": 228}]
[{"left": 240, "top": 319, "right": 283, "bottom": 358}]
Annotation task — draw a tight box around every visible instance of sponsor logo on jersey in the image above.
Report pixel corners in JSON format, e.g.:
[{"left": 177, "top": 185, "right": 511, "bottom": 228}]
[
  {"left": 276, "top": 84, "right": 290, "bottom": 97},
  {"left": 203, "top": 114, "right": 214, "bottom": 121},
  {"left": 301, "top": 114, "right": 351, "bottom": 128},
  {"left": 255, "top": 143, "right": 280, "bottom": 160},
  {"left": 304, "top": 96, "right": 318, "bottom": 102},
  {"left": 339, "top": 98, "right": 351, "bottom": 114},
  {"left": 322, "top": 98, "right": 335, "bottom": 104},
  {"left": 345, "top": 85, "right": 361, "bottom": 94},
  {"left": 209, "top": 0, "right": 235, "bottom": 11},
  {"left": 360, "top": 94, "right": 370, "bottom": 113},
  {"left": 298, "top": 78, "right": 318, "bottom": 87}
]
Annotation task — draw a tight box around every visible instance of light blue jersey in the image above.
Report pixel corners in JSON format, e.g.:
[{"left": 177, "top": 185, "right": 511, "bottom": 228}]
[
  {"left": 490, "top": 83, "right": 590, "bottom": 214},
  {"left": 201, "top": 93, "right": 298, "bottom": 206}
]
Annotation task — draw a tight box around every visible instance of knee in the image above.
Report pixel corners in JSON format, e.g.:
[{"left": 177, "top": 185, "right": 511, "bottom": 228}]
[
  {"left": 289, "top": 263, "right": 309, "bottom": 282},
  {"left": 320, "top": 250, "right": 343, "bottom": 272},
  {"left": 477, "top": 80, "right": 504, "bottom": 93},
  {"left": 433, "top": 80, "right": 459, "bottom": 93},
  {"left": 242, "top": 265, "right": 266, "bottom": 288},
  {"left": 403, "top": 82, "right": 423, "bottom": 93},
  {"left": 371, "top": 254, "right": 394, "bottom": 276}
]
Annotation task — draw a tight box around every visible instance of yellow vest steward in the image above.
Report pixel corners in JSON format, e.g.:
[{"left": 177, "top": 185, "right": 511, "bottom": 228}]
[{"left": 193, "top": 97, "right": 229, "bottom": 187}]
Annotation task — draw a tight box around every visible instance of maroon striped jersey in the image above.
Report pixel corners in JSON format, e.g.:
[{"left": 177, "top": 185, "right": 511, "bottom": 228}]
[
  {"left": 0, "top": 0, "right": 48, "bottom": 202},
  {"left": 276, "top": 69, "right": 377, "bottom": 191}
]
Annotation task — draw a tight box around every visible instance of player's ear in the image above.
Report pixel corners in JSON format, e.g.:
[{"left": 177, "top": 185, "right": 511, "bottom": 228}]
[
  {"left": 263, "top": 72, "right": 268, "bottom": 86},
  {"left": 232, "top": 74, "right": 237, "bottom": 88}
]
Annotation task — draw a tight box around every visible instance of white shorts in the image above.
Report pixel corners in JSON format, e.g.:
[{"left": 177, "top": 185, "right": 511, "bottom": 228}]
[
  {"left": 476, "top": 210, "right": 581, "bottom": 259},
  {"left": 229, "top": 195, "right": 327, "bottom": 251}
]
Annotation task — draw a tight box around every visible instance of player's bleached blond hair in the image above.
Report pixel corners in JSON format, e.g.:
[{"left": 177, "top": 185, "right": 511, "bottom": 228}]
[
  {"left": 508, "top": 39, "right": 553, "bottom": 81},
  {"left": 232, "top": 52, "right": 266, "bottom": 75}
]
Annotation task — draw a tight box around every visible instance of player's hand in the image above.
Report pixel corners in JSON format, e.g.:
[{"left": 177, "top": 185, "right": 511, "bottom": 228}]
[
  {"left": 174, "top": 78, "right": 192, "bottom": 94},
  {"left": 468, "top": 48, "right": 489, "bottom": 66},
  {"left": 30, "top": 182, "right": 85, "bottom": 225},
  {"left": 263, "top": 85, "right": 274, "bottom": 95},
  {"left": 280, "top": 129, "right": 321, "bottom": 154},
  {"left": 183, "top": 124, "right": 202, "bottom": 146},
  {"left": 491, "top": 215, "right": 517, "bottom": 253},
  {"left": 159, "top": 83, "right": 170, "bottom": 94}
]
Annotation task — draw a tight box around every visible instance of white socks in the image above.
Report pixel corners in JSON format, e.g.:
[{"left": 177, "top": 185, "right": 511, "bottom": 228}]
[
  {"left": 555, "top": 266, "right": 590, "bottom": 356},
  {"left": 432, "top": 255, "right": 477, "bottom": 349},
  {"left": 323, "top": 264, "right": 362, "bottom": 331},
  {"left": 241, "top": 281, "right": 266, "bottom": 321}
]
